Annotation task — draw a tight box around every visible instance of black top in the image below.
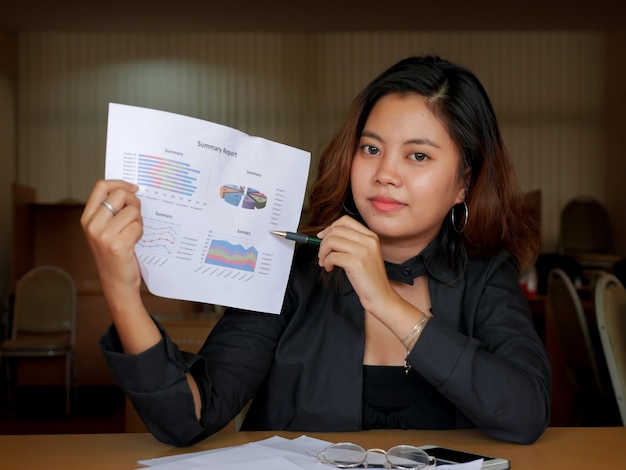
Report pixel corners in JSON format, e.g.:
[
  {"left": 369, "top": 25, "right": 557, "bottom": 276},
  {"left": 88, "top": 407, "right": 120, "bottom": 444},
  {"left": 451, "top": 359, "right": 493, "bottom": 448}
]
[
  {"left": 361, "top": 365, "right": 457, "bottom": 430},
  {"left": 100, "top": 238, "right": 551, "bottom": 447}
]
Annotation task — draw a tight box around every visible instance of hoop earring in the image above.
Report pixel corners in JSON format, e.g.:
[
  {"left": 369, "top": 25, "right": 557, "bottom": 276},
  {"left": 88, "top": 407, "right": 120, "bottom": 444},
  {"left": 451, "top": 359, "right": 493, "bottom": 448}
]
[
  {"left": 342, "top": 202, "right": 358, "bottom": 216},
  {"left": 342, "top": 192, "right": 359, "bottom": 217},
  {"left": 451, "top": 201, "right": 469, "bottom": 233}
]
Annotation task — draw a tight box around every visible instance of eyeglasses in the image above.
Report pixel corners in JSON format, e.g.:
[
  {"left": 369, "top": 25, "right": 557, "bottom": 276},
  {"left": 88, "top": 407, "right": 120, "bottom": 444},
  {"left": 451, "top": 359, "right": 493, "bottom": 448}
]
[{"left": 316, "top": 442, "right": 436, "bottom": 469}]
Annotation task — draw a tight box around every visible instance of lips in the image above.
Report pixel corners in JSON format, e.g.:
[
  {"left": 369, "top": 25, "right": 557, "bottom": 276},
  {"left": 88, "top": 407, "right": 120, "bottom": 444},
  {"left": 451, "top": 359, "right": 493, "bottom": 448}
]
[{"left": 369, "top": 195, "right": 406, "bottom": 212}]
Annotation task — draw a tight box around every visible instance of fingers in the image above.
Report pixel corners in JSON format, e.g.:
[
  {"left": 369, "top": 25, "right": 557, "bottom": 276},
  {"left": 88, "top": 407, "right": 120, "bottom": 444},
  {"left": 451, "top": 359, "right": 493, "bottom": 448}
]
[
  {"left": 318, "top": 216, "right": 394, "bottom": 313},
  {"left": 100, "top": 199, "right": 118, "bottom": 216},
  {"left": 317, "top": 216, "right": 380, "bottom": 273},
  {"left": 82, "top": 180, "right": 142, "bottom": 243},
  {"left": 317, "top": 215, "right": 371, "bottom": 239},
  {"left": 81, "top": 180, "right": 144, "bottom": 300},
  {"left": 81, "top": 179, "right": 139, "bottom": 227}
]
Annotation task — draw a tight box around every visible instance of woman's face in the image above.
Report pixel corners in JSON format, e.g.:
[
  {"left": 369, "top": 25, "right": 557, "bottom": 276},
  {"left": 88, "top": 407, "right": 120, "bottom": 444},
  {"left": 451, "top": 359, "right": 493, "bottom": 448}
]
[{"left": 350, "top": 93, "right": 466, "bottom": 251}]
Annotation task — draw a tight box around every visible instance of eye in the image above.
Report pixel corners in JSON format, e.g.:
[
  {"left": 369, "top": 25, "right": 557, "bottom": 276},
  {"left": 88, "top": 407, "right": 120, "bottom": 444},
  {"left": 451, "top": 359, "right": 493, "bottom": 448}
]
[
  {"left": 409, "top": 152, "right": 428, "bottom": 162},
  {"left": 362, "top": 144, "right": 380, "bottom": 156}
]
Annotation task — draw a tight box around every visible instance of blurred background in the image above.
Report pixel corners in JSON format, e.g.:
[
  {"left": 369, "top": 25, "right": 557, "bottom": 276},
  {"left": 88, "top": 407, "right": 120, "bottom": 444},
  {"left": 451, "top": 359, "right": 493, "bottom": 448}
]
[{"left": 0, "top": 0, "right": 624, "bottom": 434}]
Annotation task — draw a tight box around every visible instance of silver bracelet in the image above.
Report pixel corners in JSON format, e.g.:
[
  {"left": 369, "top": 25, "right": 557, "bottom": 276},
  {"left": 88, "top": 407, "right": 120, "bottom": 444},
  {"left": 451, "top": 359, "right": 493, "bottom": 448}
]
[
  {"left": 402, "top": 314, "right": 429, "bottom": 375},
  {"left": 401, "top": 313, "right": 429, "bottom": 347}
]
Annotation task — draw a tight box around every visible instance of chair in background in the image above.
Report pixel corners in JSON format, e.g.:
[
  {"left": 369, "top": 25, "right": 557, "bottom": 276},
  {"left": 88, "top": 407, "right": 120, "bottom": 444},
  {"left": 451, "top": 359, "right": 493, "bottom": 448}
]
[
  {"left": 594, "top": 273, "right": 626, "bottom": 425},
  {"left": 0, "top": 265, "right": 77, "bottom": 414},
  {"left": 557, "top": 196, "right": 621, "bottom": 270},
  {"left": 612, "top": 257, "right": 626, "bottom": 288},
  {"left": 535, "top": 252, "right": 585, "bottom": 296},
  {"left": 547, "top": 268, "right": 607, "bottom": 424}
]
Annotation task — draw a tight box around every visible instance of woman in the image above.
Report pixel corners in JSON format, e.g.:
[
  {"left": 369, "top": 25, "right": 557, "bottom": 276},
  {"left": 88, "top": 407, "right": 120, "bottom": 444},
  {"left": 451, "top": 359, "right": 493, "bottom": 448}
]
[{"left": 81, "top": 55, "right": 551, "bottom": 447}]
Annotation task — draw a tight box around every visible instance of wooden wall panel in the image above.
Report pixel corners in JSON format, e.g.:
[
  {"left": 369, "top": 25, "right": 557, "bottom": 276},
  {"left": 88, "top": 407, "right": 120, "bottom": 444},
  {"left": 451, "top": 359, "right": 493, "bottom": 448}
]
[
  {"left": 16, "top": 31, "right": 606, "bottom": 251},
  {"left": 12, "top": 200, "right": 207, "bottom": 386}
]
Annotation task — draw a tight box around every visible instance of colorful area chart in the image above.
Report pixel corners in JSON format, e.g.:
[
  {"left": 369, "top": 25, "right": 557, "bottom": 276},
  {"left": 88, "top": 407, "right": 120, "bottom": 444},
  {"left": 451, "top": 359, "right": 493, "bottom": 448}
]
[{"left": 205, "top": 239, "right": 258, "bottom": 272}]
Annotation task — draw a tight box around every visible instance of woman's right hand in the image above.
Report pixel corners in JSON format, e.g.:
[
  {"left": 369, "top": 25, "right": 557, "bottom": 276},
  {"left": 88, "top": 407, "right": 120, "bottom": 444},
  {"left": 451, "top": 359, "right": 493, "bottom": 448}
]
[
  {"left": 81, "top": 180, "right": 202, "bottom": 413},
  {"left": 80, "top": 179, "right": 143, "bottom": 310},
  {"left": 81, "top": 179, "right": 164, "bottom": 354}
]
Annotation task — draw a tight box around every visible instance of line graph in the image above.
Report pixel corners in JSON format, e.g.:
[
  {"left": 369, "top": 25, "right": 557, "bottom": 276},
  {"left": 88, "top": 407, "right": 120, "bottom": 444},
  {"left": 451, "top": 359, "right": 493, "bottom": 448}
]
[{"left": 137, "top": 218, "right": 179, "bottom": 256}]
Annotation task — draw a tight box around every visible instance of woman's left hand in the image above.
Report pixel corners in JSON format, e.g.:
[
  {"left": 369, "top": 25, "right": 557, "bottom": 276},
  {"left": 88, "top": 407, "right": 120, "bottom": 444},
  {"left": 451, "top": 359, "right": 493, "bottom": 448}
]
[{"left": 317, "top": 215, "right": 398, "bottom": 313}]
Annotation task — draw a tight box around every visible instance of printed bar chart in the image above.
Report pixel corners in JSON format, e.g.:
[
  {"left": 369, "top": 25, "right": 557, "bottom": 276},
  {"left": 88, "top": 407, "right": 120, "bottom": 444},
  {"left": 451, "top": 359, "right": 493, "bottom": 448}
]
[{"left": 137, "top": 154, "right": 200, "bottom": 196}]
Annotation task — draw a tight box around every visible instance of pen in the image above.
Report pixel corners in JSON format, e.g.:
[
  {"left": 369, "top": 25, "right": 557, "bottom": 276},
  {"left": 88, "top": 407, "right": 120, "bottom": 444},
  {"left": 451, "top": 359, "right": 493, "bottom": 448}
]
[{"left": 270, "top": 230, "right": 322, "bottom": 246}]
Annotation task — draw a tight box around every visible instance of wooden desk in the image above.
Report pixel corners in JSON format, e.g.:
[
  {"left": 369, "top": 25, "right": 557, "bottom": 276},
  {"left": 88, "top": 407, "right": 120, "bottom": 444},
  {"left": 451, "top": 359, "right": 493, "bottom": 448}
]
[{"left": 0, "top": 428, "right": 624, "bottom": 469}]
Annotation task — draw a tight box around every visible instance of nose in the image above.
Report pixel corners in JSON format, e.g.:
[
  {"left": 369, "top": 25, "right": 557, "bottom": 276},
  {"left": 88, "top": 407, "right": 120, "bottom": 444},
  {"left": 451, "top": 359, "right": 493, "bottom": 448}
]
[{"left": 374, "top": 154, "right": 401, "bottom": 186}]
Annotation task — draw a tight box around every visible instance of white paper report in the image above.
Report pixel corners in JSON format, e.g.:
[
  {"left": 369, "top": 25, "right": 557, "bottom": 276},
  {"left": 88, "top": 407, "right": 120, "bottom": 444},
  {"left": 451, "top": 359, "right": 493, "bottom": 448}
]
[{"left": 104, "top": 103, "right": 311, "bottom": 314}]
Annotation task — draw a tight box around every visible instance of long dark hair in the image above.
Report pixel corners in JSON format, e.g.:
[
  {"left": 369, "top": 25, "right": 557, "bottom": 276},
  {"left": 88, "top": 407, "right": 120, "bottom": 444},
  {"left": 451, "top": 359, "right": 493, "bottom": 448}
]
[{"left": 304, "top": 55, "right": 540, "bottom": 272}]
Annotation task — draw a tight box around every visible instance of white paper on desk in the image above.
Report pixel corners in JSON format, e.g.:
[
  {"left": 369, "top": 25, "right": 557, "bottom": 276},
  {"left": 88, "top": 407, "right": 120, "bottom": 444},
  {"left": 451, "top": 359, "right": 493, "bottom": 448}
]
[
  {"left": 105, "top": 103, "right": 311, "bottom": 314},
  {"left": 137, "top": 435, "right": 483, "bottom": 469},
  {"left": 136, "top": 435, "right": 329, "bottom": 469}
]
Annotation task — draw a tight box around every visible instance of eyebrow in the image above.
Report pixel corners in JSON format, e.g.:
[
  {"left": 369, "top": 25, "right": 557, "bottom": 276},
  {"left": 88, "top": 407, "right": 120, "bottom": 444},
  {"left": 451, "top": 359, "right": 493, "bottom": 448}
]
[{"left": 361, "top": 130, "right": 441, "bottom": 149}]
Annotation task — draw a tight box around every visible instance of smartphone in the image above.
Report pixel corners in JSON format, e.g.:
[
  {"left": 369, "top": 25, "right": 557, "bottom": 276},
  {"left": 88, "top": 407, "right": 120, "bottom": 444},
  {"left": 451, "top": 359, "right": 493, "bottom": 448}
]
[{"left": 418, "top": 445, "right": 510, "bottom": 469}]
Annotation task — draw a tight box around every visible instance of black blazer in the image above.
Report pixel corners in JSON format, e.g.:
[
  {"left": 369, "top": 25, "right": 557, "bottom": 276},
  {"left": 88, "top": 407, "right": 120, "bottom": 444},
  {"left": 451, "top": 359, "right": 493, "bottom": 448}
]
[{"left": 101, "top": 243, "right": 551, "bottom": 447}]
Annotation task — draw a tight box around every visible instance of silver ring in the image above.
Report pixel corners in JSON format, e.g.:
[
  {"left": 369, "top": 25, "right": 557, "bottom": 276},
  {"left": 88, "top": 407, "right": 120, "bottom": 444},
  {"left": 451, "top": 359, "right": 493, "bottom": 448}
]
[{"left": 101, "top": 199, "right": 118, "bottom": 216}]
